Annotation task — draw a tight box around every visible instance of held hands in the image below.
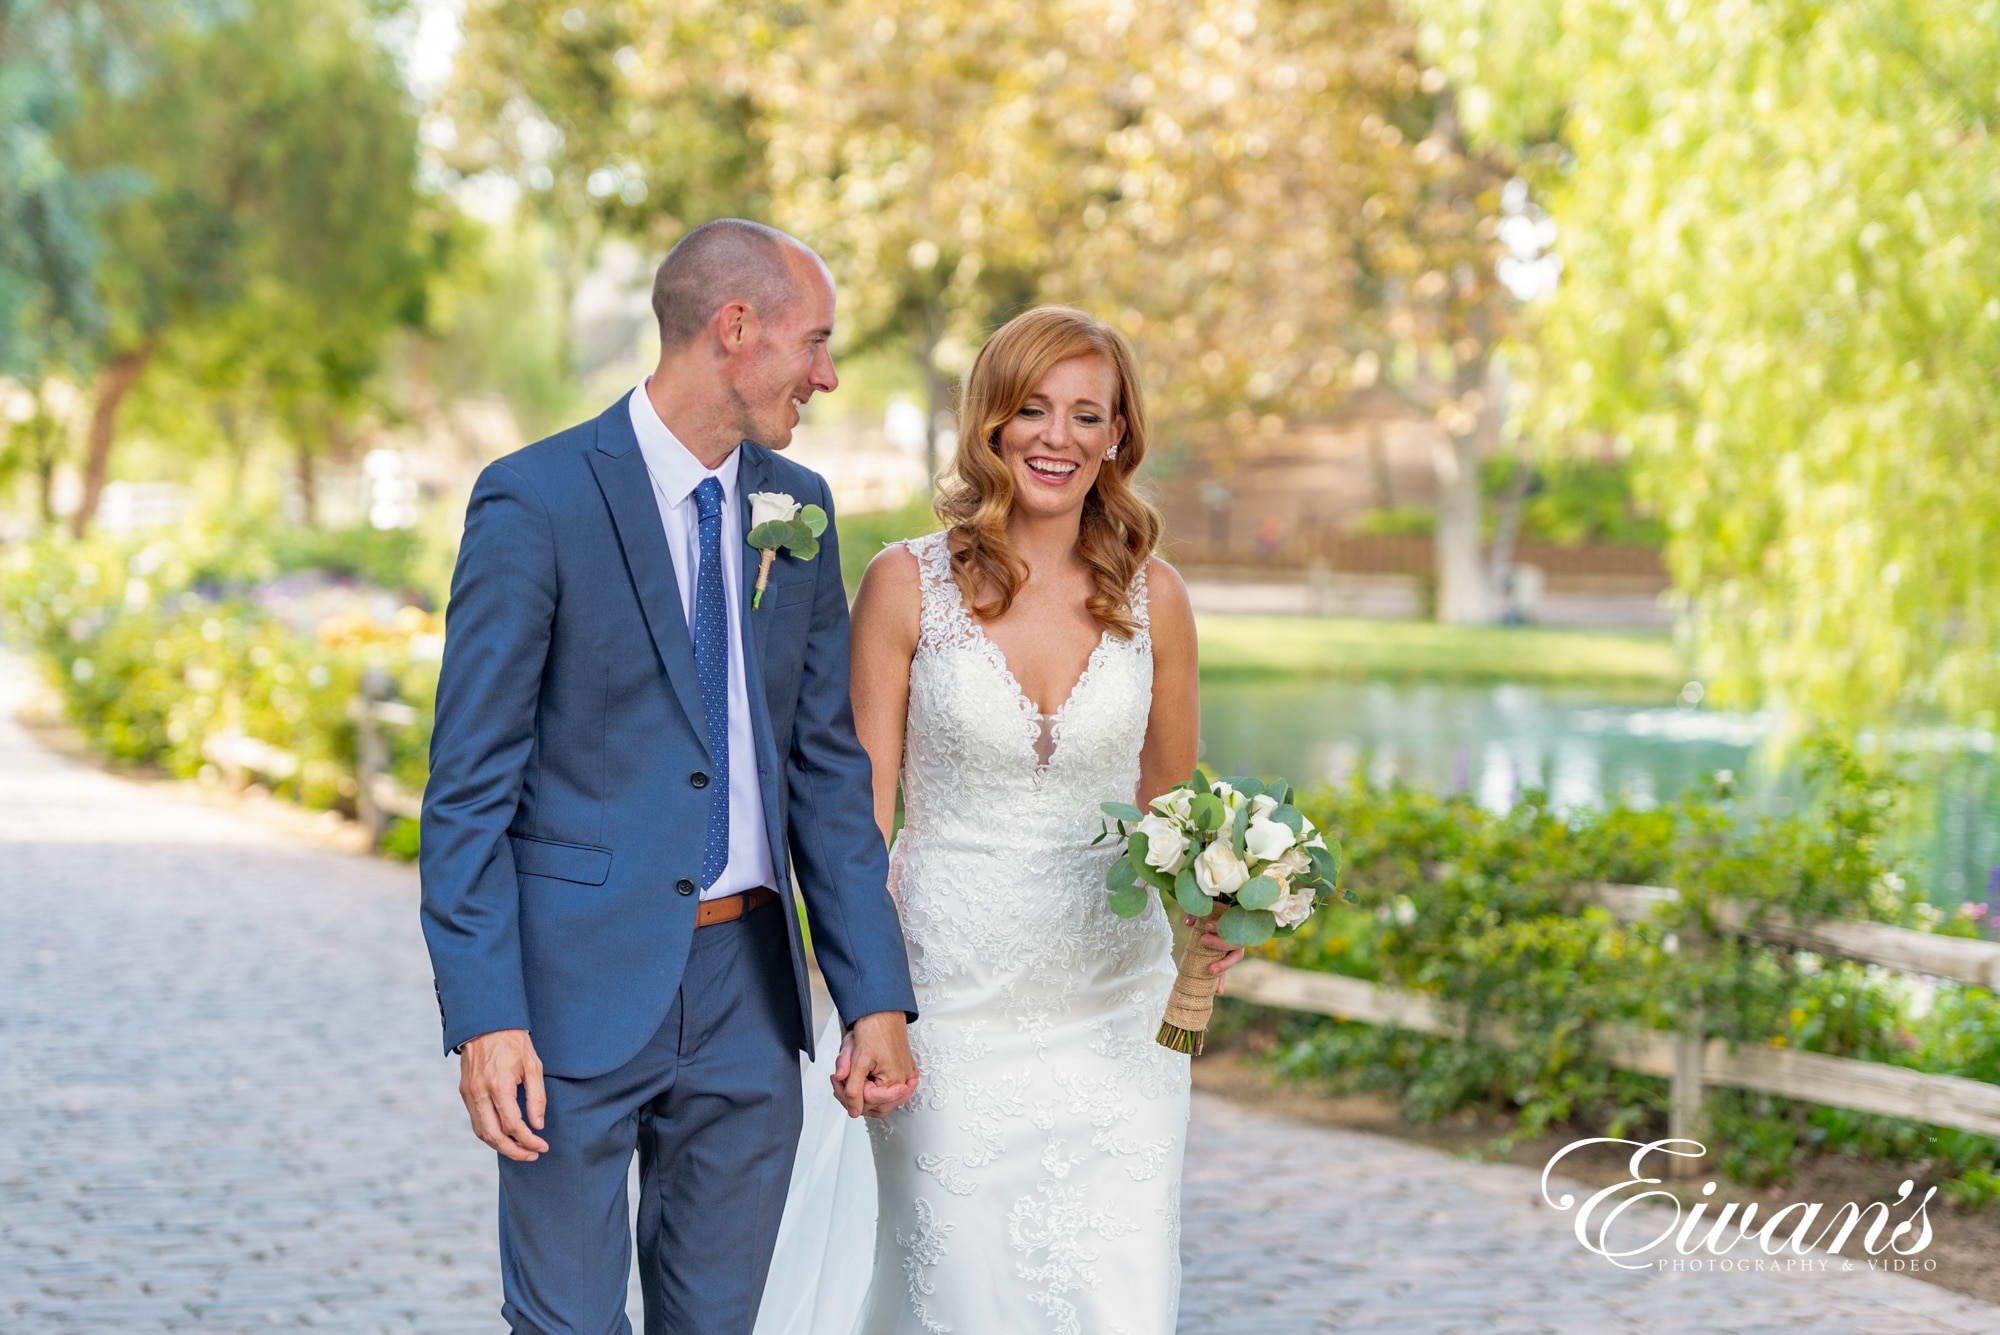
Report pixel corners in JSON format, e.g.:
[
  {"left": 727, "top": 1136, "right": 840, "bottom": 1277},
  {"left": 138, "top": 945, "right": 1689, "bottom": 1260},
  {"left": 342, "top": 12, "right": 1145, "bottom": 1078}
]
[
  {"left": 458, "top": 1028, "right": 549, "bottom": 1162},
  {"left": 1183, "top": 914, "right": 1248, "bottom": 994},
  {"left": 830, "top": 1011, "right": 921, "bottom": 1119}
]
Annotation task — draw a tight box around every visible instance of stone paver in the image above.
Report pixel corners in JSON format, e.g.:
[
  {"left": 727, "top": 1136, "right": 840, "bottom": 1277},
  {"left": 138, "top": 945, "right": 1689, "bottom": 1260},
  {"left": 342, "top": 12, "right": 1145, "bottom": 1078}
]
[
  {"left": 4, "top": 650, "right": 1998, "bottom": 1333},
  {"left": 1178, "top": 1092, "right": 1997, "bottom": 1334}
]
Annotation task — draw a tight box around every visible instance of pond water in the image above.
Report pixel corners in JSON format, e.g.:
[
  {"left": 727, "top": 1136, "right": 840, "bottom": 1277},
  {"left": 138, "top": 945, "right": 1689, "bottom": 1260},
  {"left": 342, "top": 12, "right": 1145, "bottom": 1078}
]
[{"left": 1197, "top": 677, "right": 2000, "bottom": 905}]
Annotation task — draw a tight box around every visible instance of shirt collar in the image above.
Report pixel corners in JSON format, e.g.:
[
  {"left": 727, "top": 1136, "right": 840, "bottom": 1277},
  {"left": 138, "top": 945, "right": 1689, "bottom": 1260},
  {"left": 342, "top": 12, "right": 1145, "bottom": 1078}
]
[{"left": 628, "top": 379, "right": 740, "bottom": 508}]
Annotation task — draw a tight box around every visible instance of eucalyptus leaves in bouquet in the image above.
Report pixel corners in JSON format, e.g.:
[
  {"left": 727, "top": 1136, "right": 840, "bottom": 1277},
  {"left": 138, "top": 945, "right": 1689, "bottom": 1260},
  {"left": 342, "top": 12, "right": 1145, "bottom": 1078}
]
[{"left": 1097, "top": 771, "right": 1346, "bottom": 1052}]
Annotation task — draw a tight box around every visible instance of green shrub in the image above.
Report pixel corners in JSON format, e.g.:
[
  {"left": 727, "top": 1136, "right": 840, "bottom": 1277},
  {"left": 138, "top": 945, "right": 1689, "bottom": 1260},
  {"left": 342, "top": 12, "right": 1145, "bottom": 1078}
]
[
  {"left": 1, "top": 523, "right": 440, "bottom": 822},
  {"left": 1261, "top": 747, "right": 2000, "bottom": 1184}
]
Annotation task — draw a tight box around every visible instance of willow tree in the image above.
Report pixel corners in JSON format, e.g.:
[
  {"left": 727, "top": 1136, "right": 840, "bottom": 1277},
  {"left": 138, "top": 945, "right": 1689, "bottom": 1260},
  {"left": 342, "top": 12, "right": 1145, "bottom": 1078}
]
[{"left": 1414, "top": 0, "right": 2000, "bottom": 722}]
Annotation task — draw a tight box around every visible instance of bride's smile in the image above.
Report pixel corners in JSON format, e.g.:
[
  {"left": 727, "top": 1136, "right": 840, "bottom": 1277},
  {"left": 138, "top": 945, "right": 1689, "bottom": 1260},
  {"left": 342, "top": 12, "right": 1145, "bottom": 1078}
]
[
  {"left": 995, "top": 353, "right": 1124, "bottom": 515},
  {"left": 833, "top": 306, "right": 1236, "bottom": 1335}
]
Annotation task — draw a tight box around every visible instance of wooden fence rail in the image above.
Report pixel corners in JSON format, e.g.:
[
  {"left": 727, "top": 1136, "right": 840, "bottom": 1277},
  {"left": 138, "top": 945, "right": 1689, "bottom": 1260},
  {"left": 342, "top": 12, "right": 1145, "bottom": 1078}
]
[
  {"left": 1577, "top": 882, "right": 2000, "bottom": 990},
  {"left": 1226, "top": 960, "right": 2000, "bottom": 1141},
  {"left": 348, "top": 671, "right": 422, "bottom": 837},
  {"left": 179, "top": 717, "right": 2000, "bottom": 1156},
  {"left": 1228, "top": 883, "right": 2000, "bottom": 1165}
]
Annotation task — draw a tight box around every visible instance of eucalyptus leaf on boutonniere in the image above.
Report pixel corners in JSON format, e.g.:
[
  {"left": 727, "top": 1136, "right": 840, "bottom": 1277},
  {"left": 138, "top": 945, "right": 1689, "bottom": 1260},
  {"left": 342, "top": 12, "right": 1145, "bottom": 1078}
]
[{"left": 747, "top": 491, "right": 827, "bottom": 608}]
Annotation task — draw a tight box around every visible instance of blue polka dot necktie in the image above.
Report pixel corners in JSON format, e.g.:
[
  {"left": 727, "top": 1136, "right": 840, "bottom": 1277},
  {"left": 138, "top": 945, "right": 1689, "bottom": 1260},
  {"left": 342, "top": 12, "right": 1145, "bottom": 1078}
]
[{"left": 692, "top": 477, "right": 730, "bottom": 889}]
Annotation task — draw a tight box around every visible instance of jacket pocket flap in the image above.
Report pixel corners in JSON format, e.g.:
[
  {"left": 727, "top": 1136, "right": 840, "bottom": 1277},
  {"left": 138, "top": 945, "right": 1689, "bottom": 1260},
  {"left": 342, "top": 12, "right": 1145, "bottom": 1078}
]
[
  {"left": 764, "top": 575, "right": 816, "bottom": 609},
  {"left": 509, "top": 834, "right": 612, "bottom": 885}
]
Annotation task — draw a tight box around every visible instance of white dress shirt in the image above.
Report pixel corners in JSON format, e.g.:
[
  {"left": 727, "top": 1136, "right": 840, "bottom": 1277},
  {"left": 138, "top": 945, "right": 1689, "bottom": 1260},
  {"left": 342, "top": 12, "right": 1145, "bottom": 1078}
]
[{"left": 628, "top": 382, "right": 778, "bottom": 902}]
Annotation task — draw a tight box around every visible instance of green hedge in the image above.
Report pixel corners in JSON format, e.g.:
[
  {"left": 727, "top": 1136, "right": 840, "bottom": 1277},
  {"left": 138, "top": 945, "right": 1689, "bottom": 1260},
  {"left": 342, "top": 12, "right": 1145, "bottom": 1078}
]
[
  {"left": 1259, "top": 745, "right": 2000, "bottom": 1189},
  {"left": 1, "top": 524, "right": 439, "bottom": 834}
]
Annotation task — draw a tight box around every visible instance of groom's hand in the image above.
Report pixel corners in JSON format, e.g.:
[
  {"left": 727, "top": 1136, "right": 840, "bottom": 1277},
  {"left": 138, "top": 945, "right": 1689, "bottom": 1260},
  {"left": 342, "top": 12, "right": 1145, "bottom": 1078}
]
[
  {"left": 458, "top": 1028, "right": 550, "bottom": 1161},
  {"left": 831, "top": 1012, "right": 919, "bottom": 1119}
]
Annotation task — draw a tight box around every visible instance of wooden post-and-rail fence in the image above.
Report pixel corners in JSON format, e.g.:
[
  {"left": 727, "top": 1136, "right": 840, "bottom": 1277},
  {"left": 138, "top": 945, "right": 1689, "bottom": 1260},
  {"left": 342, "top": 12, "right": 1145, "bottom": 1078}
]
[
  {"left": 182, "top": 708, "right": 2000, "bottom": 1163},
  {"left": 198, "top": 667, "right": 423, "bottom": 841},
  {"left": 348, "top": 667, "right": 422, "bottom": 839},
  {"left": 1227, "top": 883, "right": 2000, "bottom": 1173}
]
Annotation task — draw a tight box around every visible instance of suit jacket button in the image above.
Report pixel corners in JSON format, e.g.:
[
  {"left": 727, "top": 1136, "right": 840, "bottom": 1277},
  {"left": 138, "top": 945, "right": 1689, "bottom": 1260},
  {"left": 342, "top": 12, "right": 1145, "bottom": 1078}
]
[
  {"left": 676, "top": 878, "right": 696, "bottom": 896},
  {"left": 690, "top": 771, "right": 710, "bottom": 789}
]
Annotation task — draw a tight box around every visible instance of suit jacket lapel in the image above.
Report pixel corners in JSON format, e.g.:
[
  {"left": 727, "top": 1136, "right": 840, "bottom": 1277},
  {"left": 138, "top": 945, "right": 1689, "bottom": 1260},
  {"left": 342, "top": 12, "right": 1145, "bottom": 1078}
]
[
  {"left": 736, "top": 442, "right": 786, "bottom": 836},
  {"left": 587, "top": 402, "right": 711, "bottom": 760}
]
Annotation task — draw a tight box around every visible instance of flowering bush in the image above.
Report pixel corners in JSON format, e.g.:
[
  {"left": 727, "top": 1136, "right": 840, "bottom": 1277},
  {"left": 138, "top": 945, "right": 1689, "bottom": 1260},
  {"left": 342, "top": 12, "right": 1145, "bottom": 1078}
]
[{"left": 0, "top": 523, "right": 440, "bottom": 827}]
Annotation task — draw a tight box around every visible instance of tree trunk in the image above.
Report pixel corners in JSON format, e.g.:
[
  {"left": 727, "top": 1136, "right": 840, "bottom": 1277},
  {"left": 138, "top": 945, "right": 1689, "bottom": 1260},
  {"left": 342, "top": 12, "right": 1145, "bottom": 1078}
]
[
  {"left": 295, "top": 436, "right": 318, "bottom": 528},
  {"left": 911, "top": 299, "right": 951, "bottom": 486},
  {"left": 36, "top": 450, "right": 57, "bottom": 526},
  {"left": 1369, "top": 423, "right": 1396, "bottom": 508},
  {"left": 1432, "top": 426, "right": 1488, "bottom": 624},
  {"left": 1433, "top": 355, "right": 1512, "bottom": 626},
  {"left": 74, "top": 340, "right": 158, "bottom": 536}
]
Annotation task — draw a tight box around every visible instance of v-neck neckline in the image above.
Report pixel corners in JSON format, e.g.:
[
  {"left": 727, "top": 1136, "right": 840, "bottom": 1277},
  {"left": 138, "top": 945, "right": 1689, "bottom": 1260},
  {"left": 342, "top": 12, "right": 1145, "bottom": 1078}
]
[{"left": 964, "top": 611, "right": 1114, "bottom": 780}]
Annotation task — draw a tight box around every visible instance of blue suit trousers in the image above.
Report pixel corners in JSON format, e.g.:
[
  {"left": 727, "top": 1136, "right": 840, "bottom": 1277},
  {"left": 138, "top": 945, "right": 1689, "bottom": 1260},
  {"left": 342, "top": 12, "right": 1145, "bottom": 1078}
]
[{"left": 497, "top": 900, "right": 805, "bottom": 1335}]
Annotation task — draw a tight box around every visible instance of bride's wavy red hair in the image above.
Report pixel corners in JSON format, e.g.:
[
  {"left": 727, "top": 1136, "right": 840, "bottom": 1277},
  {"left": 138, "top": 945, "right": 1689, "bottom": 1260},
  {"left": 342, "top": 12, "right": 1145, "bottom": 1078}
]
[{"left": 935, "top": 306, "right": 1162, "bottom": 640}]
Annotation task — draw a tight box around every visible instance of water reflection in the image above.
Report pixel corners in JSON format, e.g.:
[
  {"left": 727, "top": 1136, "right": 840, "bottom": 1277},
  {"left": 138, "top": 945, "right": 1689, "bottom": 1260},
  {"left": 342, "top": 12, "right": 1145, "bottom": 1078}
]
[
  {"left": 1198, "top": 678, "right": 1999, "bottom": 904},
  {"left": 1197, "top": 679, "right": 1755, "bottom": 810}
]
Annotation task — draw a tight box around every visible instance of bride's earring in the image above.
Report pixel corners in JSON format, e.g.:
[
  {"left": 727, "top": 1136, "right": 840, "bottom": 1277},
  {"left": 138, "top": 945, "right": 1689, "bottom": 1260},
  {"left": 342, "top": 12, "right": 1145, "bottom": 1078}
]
[{"left": 1105, "top": 445, "right": 1119, "bottom": 460}]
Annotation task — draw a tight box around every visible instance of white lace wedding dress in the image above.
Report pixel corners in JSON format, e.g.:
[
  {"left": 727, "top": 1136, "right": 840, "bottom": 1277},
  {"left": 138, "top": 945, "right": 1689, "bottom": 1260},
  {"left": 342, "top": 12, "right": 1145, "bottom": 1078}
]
[{"left": 755, "top": 531, "right": 1189, "bottom": 1335}]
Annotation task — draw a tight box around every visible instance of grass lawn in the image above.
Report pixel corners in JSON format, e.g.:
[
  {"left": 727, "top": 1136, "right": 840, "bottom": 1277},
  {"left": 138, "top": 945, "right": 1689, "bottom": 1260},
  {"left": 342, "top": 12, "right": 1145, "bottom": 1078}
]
[
  {"left": 1194, "top": 614, "right": 1685, "bottom": 686},
  {"left": 836, "top": 497, "right": 940, "bottom": 591}
]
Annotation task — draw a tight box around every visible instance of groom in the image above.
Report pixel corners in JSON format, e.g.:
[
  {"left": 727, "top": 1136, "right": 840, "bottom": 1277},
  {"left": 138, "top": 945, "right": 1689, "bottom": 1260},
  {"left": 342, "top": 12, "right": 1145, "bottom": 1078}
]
[{"left": 419, "top": 219, "right": 920, "bottom": 1334}]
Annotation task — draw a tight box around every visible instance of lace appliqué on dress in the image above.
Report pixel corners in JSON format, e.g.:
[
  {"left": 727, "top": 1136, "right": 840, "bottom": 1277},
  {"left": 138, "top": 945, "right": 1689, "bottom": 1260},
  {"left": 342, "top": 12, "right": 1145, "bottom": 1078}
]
[{"left": 863, "top": 532, "right": 1185, "bottom": 1335}]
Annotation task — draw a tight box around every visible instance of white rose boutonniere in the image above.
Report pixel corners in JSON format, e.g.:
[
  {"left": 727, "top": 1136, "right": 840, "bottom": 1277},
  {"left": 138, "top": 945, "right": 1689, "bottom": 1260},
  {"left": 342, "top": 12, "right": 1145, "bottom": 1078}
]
[{"left": 746, "top": 491, "right": 827, "bottom": 609}]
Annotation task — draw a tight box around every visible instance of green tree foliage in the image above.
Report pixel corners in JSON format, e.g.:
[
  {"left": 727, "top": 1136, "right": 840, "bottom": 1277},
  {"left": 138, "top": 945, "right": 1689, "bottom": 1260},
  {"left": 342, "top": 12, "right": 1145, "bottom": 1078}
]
[
  {"left": 62, "top": 0, "right": 428, "bottom": 530},
  {"left": 0, "top": 0, "right": 161, "bottom": 379},
  {"left": 1412, "top": 0, "right": 2000, "bottom": 726},
  {"left": 445, "top": 0, "right": 1516, "bottom": 486}
]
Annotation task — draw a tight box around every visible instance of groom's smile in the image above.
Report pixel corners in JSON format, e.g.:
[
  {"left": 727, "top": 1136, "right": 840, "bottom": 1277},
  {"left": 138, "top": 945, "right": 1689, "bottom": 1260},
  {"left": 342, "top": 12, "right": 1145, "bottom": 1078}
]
[{"left": 741, "top": 247, "right": 839, "bottom": 450}]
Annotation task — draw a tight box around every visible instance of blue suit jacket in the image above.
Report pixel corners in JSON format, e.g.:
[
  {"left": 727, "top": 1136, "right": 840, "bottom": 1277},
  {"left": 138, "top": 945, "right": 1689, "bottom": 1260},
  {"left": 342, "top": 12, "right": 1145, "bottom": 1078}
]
[{"left": 419, "top": 397, "right": 918, "bottom": 1080}]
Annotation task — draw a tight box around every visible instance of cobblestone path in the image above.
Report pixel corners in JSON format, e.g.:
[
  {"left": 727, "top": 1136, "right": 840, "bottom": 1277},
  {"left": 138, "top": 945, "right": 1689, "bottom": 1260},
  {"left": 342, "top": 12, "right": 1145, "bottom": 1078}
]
[{"left": 4, "top": 653, "right": 1999, "bottom": 1333}]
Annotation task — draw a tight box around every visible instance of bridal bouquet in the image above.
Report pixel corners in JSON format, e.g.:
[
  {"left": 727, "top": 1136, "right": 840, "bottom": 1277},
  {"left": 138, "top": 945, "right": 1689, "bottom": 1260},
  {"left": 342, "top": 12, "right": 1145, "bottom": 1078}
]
[{"left": 1097, "top": 772, "right": 1344, "bottom": 1054}]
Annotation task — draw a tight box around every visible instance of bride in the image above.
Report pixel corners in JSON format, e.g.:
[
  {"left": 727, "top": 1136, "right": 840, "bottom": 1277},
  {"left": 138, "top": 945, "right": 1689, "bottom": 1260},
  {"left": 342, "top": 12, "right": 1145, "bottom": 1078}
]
[{"left": 756, "top": 305, "right": 1243, "bottom": 1334}]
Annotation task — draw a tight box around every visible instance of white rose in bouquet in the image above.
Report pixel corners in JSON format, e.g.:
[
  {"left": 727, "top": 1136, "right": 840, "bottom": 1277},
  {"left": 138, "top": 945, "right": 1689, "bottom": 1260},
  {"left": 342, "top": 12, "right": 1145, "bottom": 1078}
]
[
  {"left": 748, "top": 491, "right": 802, "bottom": 528},
  {"left": 1271, "top": 884, "right": 1316, "bottom": 929},
  {"left": 1193, "top": 840, "right": 1250, "bottom": 898},
  {"left": 1244, "top": 814, "right": 1295, "bottom": 864},
  {"left": 1096, "top": 770, "right": 1346, "bottom": 1056},
  {"left": 1135, "top": 813, "right": 1191, "bottom": 875}
]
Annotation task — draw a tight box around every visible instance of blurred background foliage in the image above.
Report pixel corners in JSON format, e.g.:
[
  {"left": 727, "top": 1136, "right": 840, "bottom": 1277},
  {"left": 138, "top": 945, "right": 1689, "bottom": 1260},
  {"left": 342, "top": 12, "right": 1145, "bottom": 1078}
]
[
  {"left": 2, "top": 0, "right": 1989, "bottom": 735},
  {"left": 1, "top": 0, "right": 1997, "bottom": 1193},
  {"left": 1413, "top": 0, "right": 2000, "bottom": 727}
]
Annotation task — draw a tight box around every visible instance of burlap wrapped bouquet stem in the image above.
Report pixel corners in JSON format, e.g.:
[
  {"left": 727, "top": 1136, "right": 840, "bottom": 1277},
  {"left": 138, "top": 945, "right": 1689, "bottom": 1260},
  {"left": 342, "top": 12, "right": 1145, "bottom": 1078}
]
[{"left": 1158, "top": 933, "right": 1231, "bottom": 1054}]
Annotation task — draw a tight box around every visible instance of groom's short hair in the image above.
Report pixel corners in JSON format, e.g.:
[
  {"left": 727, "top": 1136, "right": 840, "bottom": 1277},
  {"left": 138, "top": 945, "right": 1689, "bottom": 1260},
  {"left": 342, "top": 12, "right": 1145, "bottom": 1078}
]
[{"left": 651, "top": 219, "right": 814, "bottom": 349}]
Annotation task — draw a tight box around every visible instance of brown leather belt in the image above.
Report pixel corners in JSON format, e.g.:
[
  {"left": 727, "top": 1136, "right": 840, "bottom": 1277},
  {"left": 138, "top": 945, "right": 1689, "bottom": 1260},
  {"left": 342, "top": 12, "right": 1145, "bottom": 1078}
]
[{"left": 695, "top": 885, "right": 779, "bottom": 927}]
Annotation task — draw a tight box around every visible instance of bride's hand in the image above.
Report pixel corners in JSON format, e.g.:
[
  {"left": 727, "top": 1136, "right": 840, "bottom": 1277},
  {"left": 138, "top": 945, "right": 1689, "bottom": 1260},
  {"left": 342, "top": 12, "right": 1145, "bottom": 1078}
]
[
  {"left": 1183, "top": 914, "right": 1247, "bottom": 995},
  {"left": 831, "top": 1014, "right": 921, "bottom": 1118}
]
